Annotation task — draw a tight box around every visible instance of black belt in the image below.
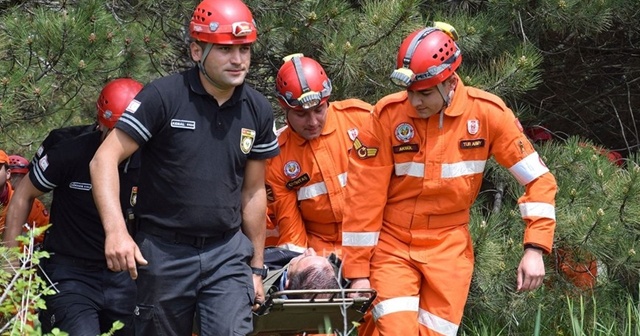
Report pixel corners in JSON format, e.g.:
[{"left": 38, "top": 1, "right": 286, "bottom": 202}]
[
  {"left": 48, "top": 253, "right": 108, "bottom": 269},
  {"left": 139, "top": 224, "right": 238, "bottom": 248}
]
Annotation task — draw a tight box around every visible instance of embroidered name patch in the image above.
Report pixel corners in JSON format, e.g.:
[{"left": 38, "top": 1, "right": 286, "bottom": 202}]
[
  {"left": 69, "top": 182, "right": 92, "bottom": 191},
  {"left": 170, "top": 119, "right": 196, "bottom": 130},
  {"left": 286, "top": 173, "right": 310, "bottom": 190},
  {"left": 460, "top": 139, "right": 486, "bottom": 149},
  {"left": 393, "top": 144, "right": 419, "bottom": 153}
]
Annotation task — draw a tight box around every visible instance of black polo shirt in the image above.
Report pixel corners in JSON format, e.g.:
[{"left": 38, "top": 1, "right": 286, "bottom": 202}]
[
  {"left": 116, "top": 67, "right": 279, "bottom": 236},
  {"left": 30, "top": 130, "right": 140, "bottom": 261},
  {"left": 29, "top": 124, "right": 97, "bottom": 171}
]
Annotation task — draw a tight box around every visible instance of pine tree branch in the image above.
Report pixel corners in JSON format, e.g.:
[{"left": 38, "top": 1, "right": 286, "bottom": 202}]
[{"left": 356, "top": 7, "right": 412, "bottom": 51}]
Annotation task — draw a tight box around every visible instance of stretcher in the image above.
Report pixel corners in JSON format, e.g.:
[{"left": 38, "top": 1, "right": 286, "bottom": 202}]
[{"left": 251, "top": 288, "right": 377, "bottom": 336}]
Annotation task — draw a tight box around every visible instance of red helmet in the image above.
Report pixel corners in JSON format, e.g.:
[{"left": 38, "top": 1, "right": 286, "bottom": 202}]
[
  {"left": 390, "top": 27, "right": 462, "bottom": 91},
  {"left": 8, "top": 155, "right": 29, "bottom": 174},
  {"left": 96, "top": 78, "right": 144, "bottom": 129},
  {"left": 275, "top": 54, "right": 332, "bottom": 111},
  {"left": 189, "top": 0, "right": 257, "bottom": 45}
]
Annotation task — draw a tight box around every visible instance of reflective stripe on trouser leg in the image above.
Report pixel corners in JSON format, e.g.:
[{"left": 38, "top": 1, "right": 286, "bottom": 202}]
[{"left": 370, "top": 223, "right": 474, "bottom": 336}]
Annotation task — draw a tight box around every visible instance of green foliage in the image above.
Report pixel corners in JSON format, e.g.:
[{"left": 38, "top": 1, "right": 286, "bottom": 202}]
[
  {"left": 1, "top": 228, "right": 52, "bottom": 335},
  {"left": 0, "top": 0, "right": 164, "bottom": 157},
  {"left": 0, "top": 0, "right": 638, "bottom": 334},
  {"left": 463, "top": 136, "right": 640, "bottom": 334}
]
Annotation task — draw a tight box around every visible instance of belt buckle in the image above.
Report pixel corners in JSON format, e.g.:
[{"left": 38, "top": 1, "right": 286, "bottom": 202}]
[{"left": 192, "top": 236, "right": 207, "bottom": 249}]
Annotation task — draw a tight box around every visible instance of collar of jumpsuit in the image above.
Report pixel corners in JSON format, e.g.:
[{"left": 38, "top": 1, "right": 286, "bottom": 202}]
[{"left": 405, "top": 74, "right": 466, "bottom": 120}]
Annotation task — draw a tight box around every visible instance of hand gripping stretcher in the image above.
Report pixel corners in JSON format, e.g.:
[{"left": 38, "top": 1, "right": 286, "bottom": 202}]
[{"left": 251, "top": 288, "right": 377, "bottom": 335}]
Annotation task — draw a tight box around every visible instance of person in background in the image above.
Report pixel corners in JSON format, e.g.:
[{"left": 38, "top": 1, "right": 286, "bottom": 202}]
[
  {"left": 0, "top": 151, "right": 49, "bottom": 246},
  {"left": 3, "top": 78, "right": 144, "bottom": 335},
  {"left": 7, "top": 155, "right": 29, "bottom": 188},
  {"left": 266, "top": 54, "right": 372, "bottom": 257},
  {"left": 89, "top": 0, "right": 280, "bottom": 334},
  {"left": 341, "top": 23, "right": 558, "bottom": 335}
]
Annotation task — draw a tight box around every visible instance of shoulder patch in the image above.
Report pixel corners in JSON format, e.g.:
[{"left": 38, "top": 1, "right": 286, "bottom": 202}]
[
  {"left": 38, "top": 155, "right": 49, "bottom": 171},
  {"left": 352, "top": 137, "right": 378, "bottom": 159},
  {"left": 126, "top": 99, "right": 141, "bottom": 113}
]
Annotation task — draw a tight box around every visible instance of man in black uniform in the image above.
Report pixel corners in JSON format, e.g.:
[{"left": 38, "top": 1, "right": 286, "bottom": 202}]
[
  {"left": 90, "top": 0, "right": 280, "bottom": 335},
  {"left": 3, "top": 78, "right": 144, "bottom": 335}
]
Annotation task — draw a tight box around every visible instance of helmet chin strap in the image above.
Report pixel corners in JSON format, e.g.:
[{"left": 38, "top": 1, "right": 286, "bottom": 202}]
[
  {"left": 197, "top": 43, "right": 218, "bottom": 86},
  {"left": 435, "top": 83, "right": 450, "bottom": 129}
]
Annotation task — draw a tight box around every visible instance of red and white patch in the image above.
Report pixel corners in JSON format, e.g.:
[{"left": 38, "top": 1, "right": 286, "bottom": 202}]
[
  {"left": 347, "top": 128, "right": 359, "bottom": 141},
  {"left": 467, "top": 120, "right": 479, "bottom": 135},
  {"left": 394, "top": 123, "right": 414, "bottom": 143},
  {"left": 126, "top": 99, "right": 141, "bottom": 113},
  {"left": 38, "top": 155, "right": 49, "bottom": 171}
]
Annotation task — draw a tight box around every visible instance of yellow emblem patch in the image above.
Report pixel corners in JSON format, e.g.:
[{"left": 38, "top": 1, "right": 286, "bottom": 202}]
[
  {"left": 352, "top": 138, "right": 378, "bottom": 159},
  {"left": 240, "top": 128, "right": 256, "bottom": 154}
]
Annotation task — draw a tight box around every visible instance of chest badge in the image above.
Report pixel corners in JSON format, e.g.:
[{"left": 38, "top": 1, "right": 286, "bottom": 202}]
[
  {"left": 130, "top": 186, "right": 138, "bottom": 206},
  {"left": 283, "top": 160, "right": 301, "bottom": 179},
  {"left": 467, "top": 120, "right": 479, "bottom": 135},
  {"left": 240, "top": 128, "right": 256, "bottom": 154},
  {"left": 395, "top": 123, "right": 415, "bottom": 143},
  {"left": 347, "top": 128, "right": 359, "bottom": 141}
]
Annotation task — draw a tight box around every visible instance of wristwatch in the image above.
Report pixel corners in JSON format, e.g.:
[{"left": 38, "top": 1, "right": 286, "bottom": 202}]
[{"left": 251, "top": 265, "right": 268, "bottom": 278}]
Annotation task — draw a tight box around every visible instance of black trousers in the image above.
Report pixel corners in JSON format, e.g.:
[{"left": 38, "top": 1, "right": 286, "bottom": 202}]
[
  {"left": 39, "top": 255, "right": 136, "bottom": 335},
  {"left": 134, "top": 228, "right": 255, "bottom": 336}
]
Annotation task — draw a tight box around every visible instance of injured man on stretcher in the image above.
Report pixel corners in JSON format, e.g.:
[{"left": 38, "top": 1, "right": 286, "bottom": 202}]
[
  {"left": 252, "top": 247, "right": 375, "bottom": 335},
  {"left": 262, "top": 247, "right": 343, "bottom": 298}
]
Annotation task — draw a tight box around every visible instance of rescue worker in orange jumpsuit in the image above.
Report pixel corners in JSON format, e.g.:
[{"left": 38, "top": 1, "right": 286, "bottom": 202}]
[
  {"left": 0, "top": 151, "right": 49, "bottom": 246},
  {"left": 342, "top": 24, "right": 558, "bottom": 336},
  {"left": 266, "top": 54, "right": 372, "bottom": 257}
]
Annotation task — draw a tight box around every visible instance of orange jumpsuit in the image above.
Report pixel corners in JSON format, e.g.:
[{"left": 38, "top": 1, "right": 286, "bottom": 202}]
[
  {"left": 266, "top": 99, "right": 372, "bottom": 257},
  {"left": 1, "top": 182, "right": 50, "bottom": 246},
  {"left": 342, "top": 80, "right": 557, "bottom": 336}
]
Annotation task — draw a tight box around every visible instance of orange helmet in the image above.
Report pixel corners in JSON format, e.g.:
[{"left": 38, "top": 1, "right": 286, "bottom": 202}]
[
  {"left": 96, "top": 78, "right": 144, "bottom": 129},
  {"left": 275, "top": 54, "right": 332, "bottom": 111},
  {"left": 189, "top": 0, "right": 257, "bottom": 45},
  {"left": 8, "top": 155, "right": 29, "bottom": 174},
  {"left": 390, "top": 27, "right": 462, "bottom": 91}
]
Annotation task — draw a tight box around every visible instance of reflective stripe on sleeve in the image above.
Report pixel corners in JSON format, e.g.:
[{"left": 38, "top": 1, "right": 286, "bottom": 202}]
[
  {"left": 519, "top": 202, "right": 556, "bottom": 220},
  {"left": 372, "top": 296, "right": 419, "bottom": 321},
  {"left": 418, "top": 308, "right": 459, "bottom": 336},
  {"left": 120, "top": 114, "right": 152, "bottom": 142},
  {"left": 32, "top": 166, "right": 56, "bottom": 190},
  {"left": 395, "top": 162, "right": 425, "bottom": 177},
  {"left": 509, "top": 152, "right": 549, "bottom": 185},
  {"left": 252, "top": 138, "right": 280, "bottom": 154},
  {"left": 297, "top": 172, "right": 348, "bottom": 201},
  {"left": 298, "top": 181, "right": 327, "bottom": 201},
  {"left": 342, "top": 232, "right": 379, "bottom": 247},
  {"left": 278, "top": 243, "right": 306, "bottom": 253},
  {"left": 441, "top": 160, "right": 486, "bottom": 178}
]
